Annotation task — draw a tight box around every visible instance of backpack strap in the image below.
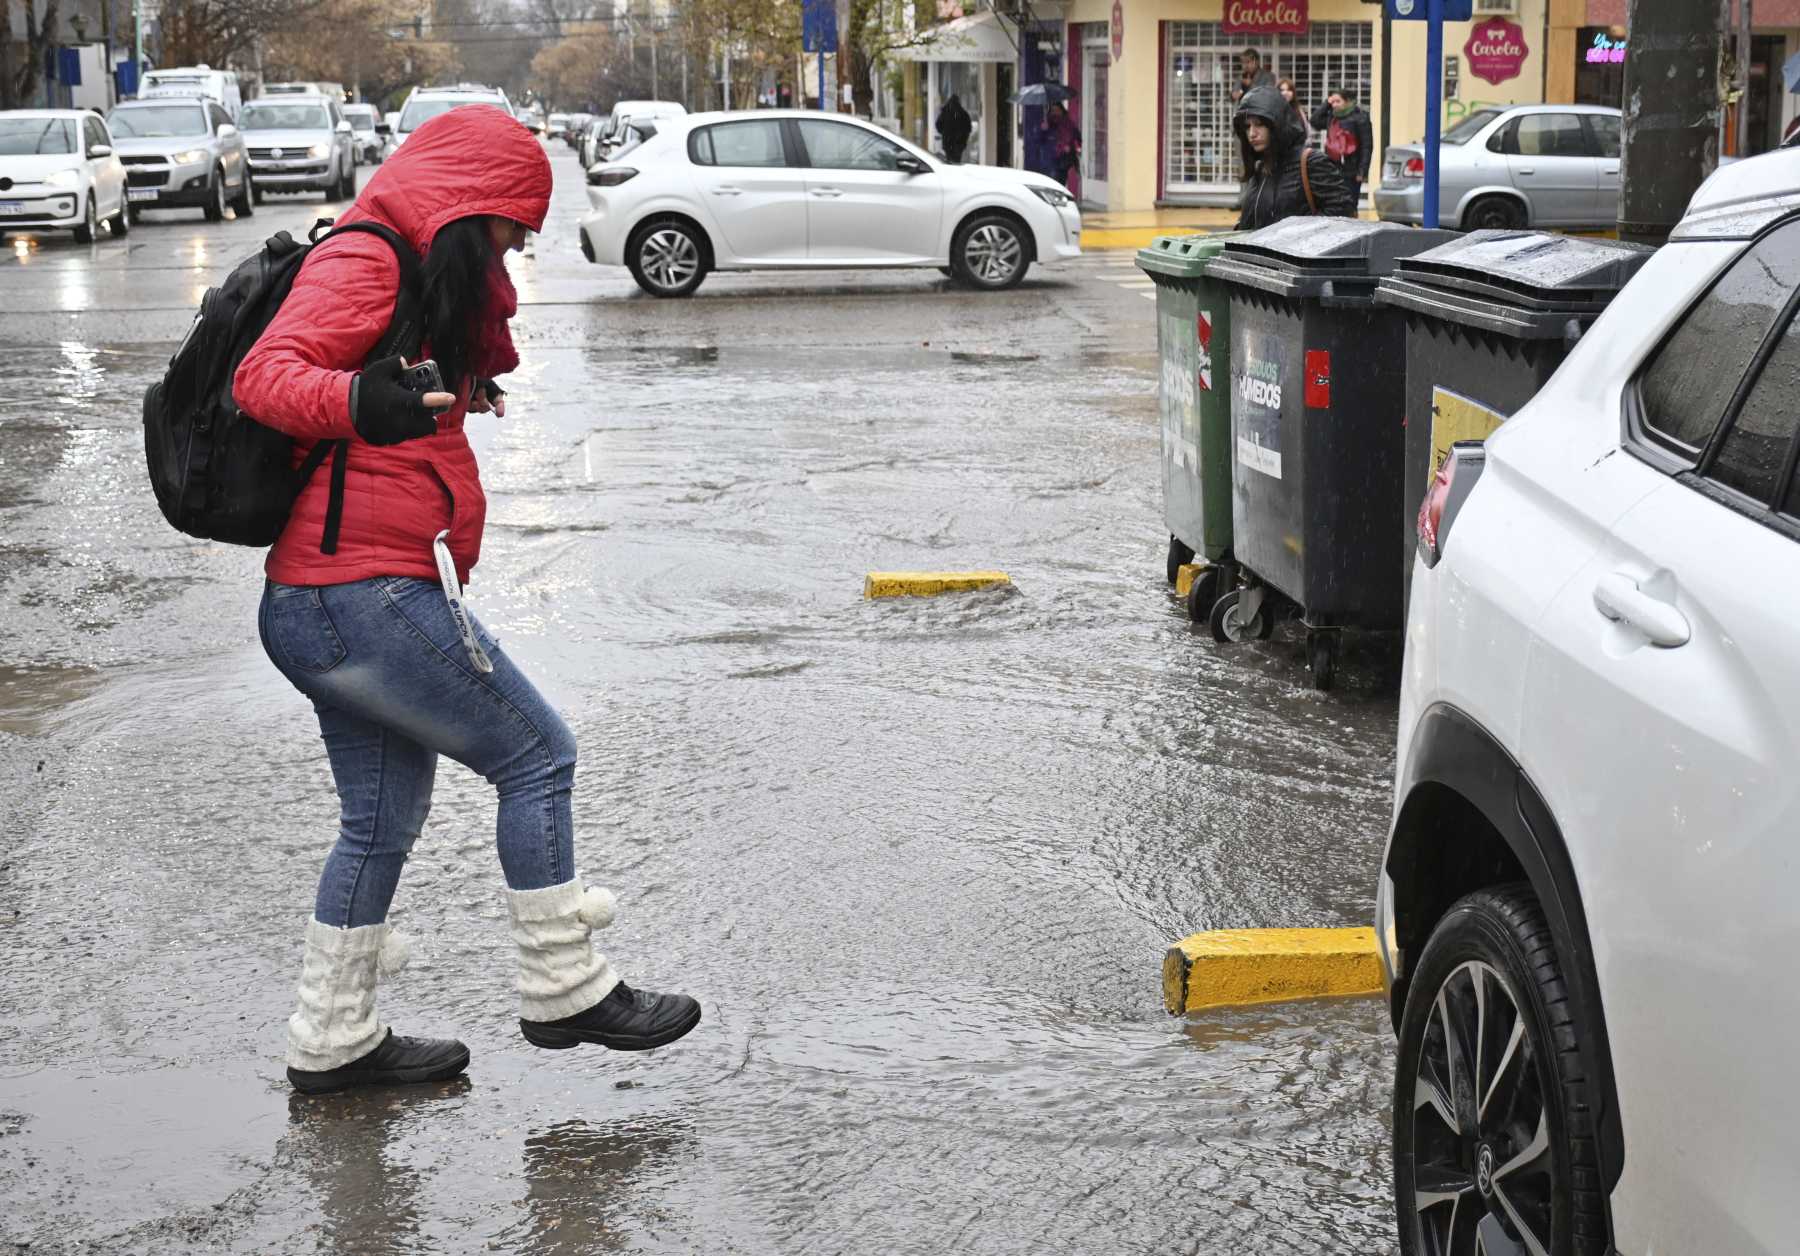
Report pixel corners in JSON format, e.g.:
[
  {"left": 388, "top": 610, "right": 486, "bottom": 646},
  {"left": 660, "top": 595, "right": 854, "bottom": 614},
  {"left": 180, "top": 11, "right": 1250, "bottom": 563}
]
[
  {"left": 294, "top": 218, "right": 427, "bottom": 556},
  {"left": 1300, "top": 149, "right": 1319, "bottom": 214}
]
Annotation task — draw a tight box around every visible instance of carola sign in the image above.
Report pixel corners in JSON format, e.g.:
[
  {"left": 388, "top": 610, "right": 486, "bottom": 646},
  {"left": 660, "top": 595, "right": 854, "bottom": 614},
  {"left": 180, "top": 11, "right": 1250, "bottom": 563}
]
[
  {"left": 1464, "top": 17, "right": 1527, "bottom": 85},
  {"left": 1221, "top": 0, "right": 1309, "bottom": 37}
]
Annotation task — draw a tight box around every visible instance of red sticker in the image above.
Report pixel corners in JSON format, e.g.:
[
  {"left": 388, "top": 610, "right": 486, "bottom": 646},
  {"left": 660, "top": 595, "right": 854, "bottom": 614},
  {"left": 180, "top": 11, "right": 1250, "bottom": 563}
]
[{"left": 1304, "top": 349, "right": 1330, "bottom": 409}]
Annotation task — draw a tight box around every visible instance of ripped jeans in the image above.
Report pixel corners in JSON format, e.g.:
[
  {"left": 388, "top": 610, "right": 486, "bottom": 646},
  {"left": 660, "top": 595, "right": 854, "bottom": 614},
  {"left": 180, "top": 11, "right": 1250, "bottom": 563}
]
[{"left": 259, "top": 577, "right": 577, "bottom": 928}]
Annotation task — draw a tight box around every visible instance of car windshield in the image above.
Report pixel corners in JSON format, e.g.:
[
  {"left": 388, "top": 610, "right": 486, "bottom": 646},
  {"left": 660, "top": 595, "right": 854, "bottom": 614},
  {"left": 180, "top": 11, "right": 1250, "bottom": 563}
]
[
  {"left": 241, "top": 103, "right": 329, "bottom": 131},
  {"left": 1441, "top": 110, "right": 1503, "bottom": 145},
  {"left": 107, "top": 105, "right": 208, "bottom": 138},
  {"left": 344, "top": 109, "right": 377, "bottom": 132},
  {"left": 0, "top": 117, "right": 77, "bottom": 154},
  {"left": 399, "top": 98, "right": 491, "bottom": 131}
]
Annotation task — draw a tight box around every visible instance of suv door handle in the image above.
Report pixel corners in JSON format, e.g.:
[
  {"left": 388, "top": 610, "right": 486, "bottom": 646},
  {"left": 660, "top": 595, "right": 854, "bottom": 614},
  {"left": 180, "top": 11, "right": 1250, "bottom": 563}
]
[
  {"left": 811, "top": 187, "right": 843, "bottom": 198},
  {"left": 710, "top": 185, "right": 742, "bottom": 196},
  {"left": 1516, "top": 166, "right": 1535, "bottom": 175},
  {"left": 1593, "top": 571, "right": 1690, "bottom": 647}
]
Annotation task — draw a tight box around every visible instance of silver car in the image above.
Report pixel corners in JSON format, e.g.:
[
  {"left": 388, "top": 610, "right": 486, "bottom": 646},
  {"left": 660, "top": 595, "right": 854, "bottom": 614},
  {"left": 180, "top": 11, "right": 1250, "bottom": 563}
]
[
  {"left": 1375, "top": 103, "right": 1621, "bottom": 231},
  {"left": 240, "top": 94, "right": 356, "bottom": 201},
  {"left": 106, "top": 95, "right": 252, "bottom": 221}
]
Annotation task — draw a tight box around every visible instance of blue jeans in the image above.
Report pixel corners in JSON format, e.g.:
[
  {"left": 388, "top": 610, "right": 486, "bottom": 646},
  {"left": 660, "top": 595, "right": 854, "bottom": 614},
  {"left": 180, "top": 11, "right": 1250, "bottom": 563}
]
[{"left": 259, "top": 577, "right": 577, "bottom": 928}]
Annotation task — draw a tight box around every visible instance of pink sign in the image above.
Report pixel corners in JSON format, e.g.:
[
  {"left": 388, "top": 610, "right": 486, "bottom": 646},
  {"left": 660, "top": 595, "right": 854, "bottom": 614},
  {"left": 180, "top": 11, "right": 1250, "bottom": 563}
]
[
  {"left": 1464, "top": 18, "right": 1528, "bottom": 86},
  {"left": 1111, "top": 0, "right": 1123, "bottom": 61},
  {"left": 1221, "top": 0, "right": 1309, "bottom": 37}
]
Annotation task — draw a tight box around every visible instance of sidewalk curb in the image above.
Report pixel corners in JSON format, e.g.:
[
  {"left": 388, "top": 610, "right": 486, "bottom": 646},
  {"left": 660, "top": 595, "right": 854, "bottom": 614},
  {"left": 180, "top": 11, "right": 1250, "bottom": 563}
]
[
  {"left": 864, "top": 571, "right": 1012, "bottom": 599},
  {"left": 1162, "top": 927, "right": 1383, "bottom": 1014}
]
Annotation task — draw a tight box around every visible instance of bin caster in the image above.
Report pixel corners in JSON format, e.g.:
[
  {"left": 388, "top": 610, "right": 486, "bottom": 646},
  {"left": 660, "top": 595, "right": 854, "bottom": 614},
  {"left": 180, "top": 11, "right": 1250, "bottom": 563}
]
[
  {"left": 1209, "top": 587, "right": 1272, "bottom": 643},
  {"left": 1184, "top": 565, "right": 1222, "bottom": 622},
  {"left": 1306, "top": 628, "right": 1339, "bottom": 691},
  {"left": 1166, "top": 534, "right": 1195, "bottom": 586}
]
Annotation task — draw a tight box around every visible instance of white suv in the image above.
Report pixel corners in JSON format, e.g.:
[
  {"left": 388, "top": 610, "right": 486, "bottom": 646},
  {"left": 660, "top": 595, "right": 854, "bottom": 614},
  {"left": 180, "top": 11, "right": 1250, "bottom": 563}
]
[
  {"left": 393, "top": 84, "right": 513, "bottom": 148},
  {"left": 1377, "top": 153, "right": 1800, "bottom": 1254}
]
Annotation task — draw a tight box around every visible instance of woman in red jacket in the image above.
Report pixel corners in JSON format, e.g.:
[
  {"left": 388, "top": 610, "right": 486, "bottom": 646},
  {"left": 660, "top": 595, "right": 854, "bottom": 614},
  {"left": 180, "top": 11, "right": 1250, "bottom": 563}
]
[{"left": 236, "top": 106, "right": 699, "bottom": 1095}]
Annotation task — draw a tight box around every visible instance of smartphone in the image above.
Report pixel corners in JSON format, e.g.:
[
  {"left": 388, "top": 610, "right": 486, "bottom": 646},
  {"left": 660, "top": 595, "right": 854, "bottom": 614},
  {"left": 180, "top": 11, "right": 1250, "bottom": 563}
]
[{"left": 400, "top": 358, "right": 444, "bottom": 395}]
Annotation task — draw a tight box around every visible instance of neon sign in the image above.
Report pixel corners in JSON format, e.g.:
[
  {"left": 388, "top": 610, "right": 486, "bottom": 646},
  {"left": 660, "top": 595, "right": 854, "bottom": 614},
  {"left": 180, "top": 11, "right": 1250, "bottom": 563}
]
[{"left": 1586, "top": 33, "right": 1626, "bottom": 65}]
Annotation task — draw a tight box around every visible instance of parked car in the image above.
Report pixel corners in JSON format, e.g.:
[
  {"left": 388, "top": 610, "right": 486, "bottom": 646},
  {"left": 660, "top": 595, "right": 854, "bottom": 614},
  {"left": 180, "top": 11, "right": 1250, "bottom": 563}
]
[
  {"left": 261, "top": 81, "right": 346, "bottom": 104},
  {"left": 598, "top": 99, "right": 685, "bottom": 162},
  {"left": 578, "top": 110, "right": 1081, "bottom": 297},
  {"left": 106, "top": 95, "right": 252, "bottom": 221},
  {"left": 238, "top": 94, "right": 356, "bottom": 201},
  {"left": 1378, "top": 150, "right": 1800, "bottom": 1255},
  {"left": 0, "top": 109, "right": 128, "bottom": 242},
  {"left": 392, "top": 84, "right": 513, "bottom": 149},
  {"left": 546, "top": 112, "right": 571, "bottom": 139},
  {"left": 341, "top": 103, "right": 386, "bottom": 165},
  {"left": 1375, "top": 103, "right": 1621, "bottom": 231},
  {"left": 578, "top": 116, "right": 613, "bottom": 169},
  {"left": 140, "top": 65, "right": 242, "bottom": 119}
]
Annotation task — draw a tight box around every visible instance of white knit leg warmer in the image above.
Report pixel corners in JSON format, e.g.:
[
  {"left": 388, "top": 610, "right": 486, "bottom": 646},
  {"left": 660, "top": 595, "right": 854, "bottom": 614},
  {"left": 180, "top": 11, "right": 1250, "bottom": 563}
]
[
  {"left": 285, "top": 918, "right": 411, "bottom": 1072},
  {"left": 505, "top": 878, "right": 622, "bottom": 1022}
]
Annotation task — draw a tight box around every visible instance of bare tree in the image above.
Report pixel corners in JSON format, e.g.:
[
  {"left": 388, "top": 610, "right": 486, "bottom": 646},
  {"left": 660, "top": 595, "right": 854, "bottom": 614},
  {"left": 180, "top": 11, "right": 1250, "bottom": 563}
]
[{"left": 3, "top": 0, "right": 65, "bottom": 110}]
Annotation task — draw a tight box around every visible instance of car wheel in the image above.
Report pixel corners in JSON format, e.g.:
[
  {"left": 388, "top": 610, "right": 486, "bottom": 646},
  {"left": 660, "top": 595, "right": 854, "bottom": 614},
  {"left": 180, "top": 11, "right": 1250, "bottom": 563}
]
[
  {"left": 73, "top": 193, "right": 98, "bottom": 244},
  {"left": 1208, "top": 588, "right": 1272, "bottom": 643},
  {"left": 1393, "top": 885, "right": 1610, "bottom": 1256},
  {"left": 951, "top": 214, "right": 1030, "bottom": 290},
  {"left": 627, "top": 221, "right": 707, "bottom": 298},
  {"left": 232, "top": 172, "right": 254, "bottom": 217},
  {"left": 204, "top": 166, "right": 227, "bottom": 222},
  {"left": 108, "top": 197, "right": 130, "bottom": 236},
  {"left": 1463, "top": 195, "right": 1526, "bottom": 232}
]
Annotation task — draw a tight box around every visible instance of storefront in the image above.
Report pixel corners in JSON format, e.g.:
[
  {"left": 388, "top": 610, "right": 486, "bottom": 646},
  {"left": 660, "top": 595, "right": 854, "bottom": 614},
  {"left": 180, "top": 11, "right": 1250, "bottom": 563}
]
[{"left": 891, "top": 10, "right": 1019, "bottom": 166}]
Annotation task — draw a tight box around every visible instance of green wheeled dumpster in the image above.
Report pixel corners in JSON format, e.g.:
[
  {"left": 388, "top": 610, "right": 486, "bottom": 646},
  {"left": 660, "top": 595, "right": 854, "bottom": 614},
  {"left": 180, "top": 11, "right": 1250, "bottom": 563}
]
[
  {"left": 1373, "top": 230, "right": 1651, "bottom": 608},
  {"left": 1137, "top": 232, "right": 1241, "bottom": 621},
  {"left": 1202, "top": 217, "right": 1456, "bottom": 690}
]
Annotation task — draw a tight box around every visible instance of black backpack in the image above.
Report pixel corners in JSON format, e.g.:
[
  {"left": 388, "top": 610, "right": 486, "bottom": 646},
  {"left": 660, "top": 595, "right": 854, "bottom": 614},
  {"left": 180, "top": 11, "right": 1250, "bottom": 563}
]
[{"left": 143, "top": 218, "right": 423, "bottom": 553}]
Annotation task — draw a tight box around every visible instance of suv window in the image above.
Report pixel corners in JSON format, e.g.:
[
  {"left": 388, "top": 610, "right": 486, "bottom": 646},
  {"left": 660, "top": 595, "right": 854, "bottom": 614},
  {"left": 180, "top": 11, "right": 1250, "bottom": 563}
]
[
  {"left": 1706, "top": 311, "right": 1800, "bottom": 504},
  {"left": 86, "top": 117, "right": 108, "bottom": 151},
  {"left": 209, "top": 104, "right": 232, "bottom": 132},
  {"left": 796, "top": 120, "right": 906, "bottom": 171},
  {"left": 1586, "top": 114, "right": 1620, "bottom": 160},
  {"left": 1636, "top": 220, "right": 1800, "bottom": 455},
  {"left": 1513, "top": 113, "right": 1589, "bottom": 158},
  {"left": 689, "top": 120, "right": 786, "bottom": 168}
]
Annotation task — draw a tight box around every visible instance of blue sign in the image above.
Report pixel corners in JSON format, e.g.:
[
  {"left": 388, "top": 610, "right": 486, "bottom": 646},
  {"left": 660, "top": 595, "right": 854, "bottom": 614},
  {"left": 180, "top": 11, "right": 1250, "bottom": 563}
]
[
  {"left": 802, "top": 0, "right": 838, "bottom": 54},
  {"left": 1386, "top": 0, "right": 1472, "bottom": 19}
]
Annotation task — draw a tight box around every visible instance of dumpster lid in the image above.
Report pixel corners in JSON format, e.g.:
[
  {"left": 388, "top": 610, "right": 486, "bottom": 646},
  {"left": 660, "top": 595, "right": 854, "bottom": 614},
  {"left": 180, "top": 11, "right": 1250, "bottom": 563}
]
[
  {"left": 1135, "top": 231, "right": 1240, "bottom": 279},
  {"left": 1213, "top": 217, "right": 1461, "bottom": 281},
  {"left": 1391, "top": 230, "right": 1653, "bottom": 312}
]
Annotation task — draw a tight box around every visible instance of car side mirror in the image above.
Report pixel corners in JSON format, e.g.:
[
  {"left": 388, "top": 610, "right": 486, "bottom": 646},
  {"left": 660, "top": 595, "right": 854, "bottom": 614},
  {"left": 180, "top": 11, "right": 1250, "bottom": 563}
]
[
  {"left": 217, "top": 123, "right": 237, "bottom": 138},
  {"left": 336, "top": 120, "right": 353, "bottom": 134},
  {"left": 87, "top": 143, "right": 112, "bottom": 159},
  {"left": 895, "top": 154, "right": 930, "bottom": 175}
]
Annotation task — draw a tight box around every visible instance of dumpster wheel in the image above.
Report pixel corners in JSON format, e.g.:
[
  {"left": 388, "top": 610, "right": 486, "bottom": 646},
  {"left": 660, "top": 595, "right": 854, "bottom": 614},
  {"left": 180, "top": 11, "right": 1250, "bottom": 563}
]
[
  {"left": 1209, "top": 588, "right": 1272, "bottom": 643},
  {"left": 1306, "top": 628, "right": 1339, "bottom": 691},
  {"left": 1184, "top": 563, "right": 1230, "bottom": 623}
]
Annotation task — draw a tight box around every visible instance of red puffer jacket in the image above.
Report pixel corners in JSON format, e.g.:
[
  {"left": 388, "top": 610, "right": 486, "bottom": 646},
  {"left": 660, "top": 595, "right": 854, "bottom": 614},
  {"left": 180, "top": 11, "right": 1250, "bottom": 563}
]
[{"left": 234, "top": 105, "right": 550, "bottom": 587}]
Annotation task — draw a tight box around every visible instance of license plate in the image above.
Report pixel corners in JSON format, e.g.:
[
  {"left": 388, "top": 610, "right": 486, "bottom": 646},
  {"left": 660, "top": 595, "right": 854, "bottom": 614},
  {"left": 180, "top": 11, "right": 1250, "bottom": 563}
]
[
  {"left": 128, "top": 188, "right": 160, "bottom": 202},
  {"left": 0, "top": 201, "right": 24, "bottom": 214}
]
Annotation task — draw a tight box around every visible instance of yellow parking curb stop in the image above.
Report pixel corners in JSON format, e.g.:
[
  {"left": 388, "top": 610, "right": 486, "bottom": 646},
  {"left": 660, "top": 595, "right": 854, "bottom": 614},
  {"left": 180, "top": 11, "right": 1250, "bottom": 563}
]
[
  {"left": 864, "top": 571, "right": 1012, "bottom": 599},
  {"left": 1161, "top": 927, "right": 1383, "bottom": 1015},
  {"left": 1174, "top": 562, "right": 1208, "bottom": 599}
]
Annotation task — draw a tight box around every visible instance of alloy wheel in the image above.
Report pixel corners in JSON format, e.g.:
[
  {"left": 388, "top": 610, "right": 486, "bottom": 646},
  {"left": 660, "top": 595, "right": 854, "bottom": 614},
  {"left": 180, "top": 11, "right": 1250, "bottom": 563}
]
[
  {"left": 641, "top": 228, "right": 699, "bottom": 291},
  {"left": 964, "top": 224, "right": 1022, "bottom": 284},
  {"left": 1410, "top": 960, "right": 1554, "bottom": 1256}
]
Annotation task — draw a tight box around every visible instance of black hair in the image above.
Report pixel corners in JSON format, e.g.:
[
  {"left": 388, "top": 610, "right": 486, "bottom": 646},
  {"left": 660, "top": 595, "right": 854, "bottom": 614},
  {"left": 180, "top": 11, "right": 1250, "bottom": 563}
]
[
  {"left": 1241, "top": 48, "right": 1261, "bottom": 64},
  {"left": 419, "top": 215, "right": 498, "bottom": 394}
]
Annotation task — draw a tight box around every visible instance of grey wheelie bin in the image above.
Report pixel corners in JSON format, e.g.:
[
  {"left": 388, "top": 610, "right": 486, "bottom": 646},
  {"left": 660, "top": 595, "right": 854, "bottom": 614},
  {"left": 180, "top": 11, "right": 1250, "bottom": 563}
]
[
  {"left": 1374, "top": 230, "right": 1651, "bottom": 607},
  {"left": 1137, "top": 232, "right": 1241, "bottom": 620},
  {"left": 1202, "top": 217, "right": 1456, "bottom": 690}
]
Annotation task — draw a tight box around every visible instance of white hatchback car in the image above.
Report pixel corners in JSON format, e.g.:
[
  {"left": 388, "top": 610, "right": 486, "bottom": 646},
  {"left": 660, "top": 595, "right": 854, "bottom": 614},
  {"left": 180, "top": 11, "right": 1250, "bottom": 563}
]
[
  {"left": 1379, "top": 152, "right": 1800, "bottom": 1255},
  {"left": 577, "top": 110, "right": 1082, "bottom": 296},
  {"left": 0, "top": 109, "right": 128, "bottom": 242}
]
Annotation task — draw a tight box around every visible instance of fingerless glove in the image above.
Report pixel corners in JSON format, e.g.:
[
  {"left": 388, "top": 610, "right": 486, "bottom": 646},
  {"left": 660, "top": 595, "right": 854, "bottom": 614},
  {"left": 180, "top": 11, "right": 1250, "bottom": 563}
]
[{"left": 350, "top": 355, "right": 439, "bottom": 446}]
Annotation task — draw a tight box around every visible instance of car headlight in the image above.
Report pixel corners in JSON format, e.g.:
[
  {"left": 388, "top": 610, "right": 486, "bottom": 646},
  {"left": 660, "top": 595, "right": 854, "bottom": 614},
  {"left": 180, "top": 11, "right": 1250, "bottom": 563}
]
[
  {"left": 1032, "top": 185, "right": 1074, "bottom": 208},
  {"left": 44, "top": 168, "right": 80, "bottom": 189},
  {"left": 170, "top": 148, "right": 208, "bottom": 165},
  {"left": 307, "top": 142, "right": 332, "bottom": 158}
]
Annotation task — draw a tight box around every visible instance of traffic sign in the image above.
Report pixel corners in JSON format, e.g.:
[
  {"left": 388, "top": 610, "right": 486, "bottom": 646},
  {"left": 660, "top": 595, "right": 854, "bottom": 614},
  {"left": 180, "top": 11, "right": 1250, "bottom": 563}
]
[{"left": 1386, "top": 0, "right": 1470, "bottom": 19}]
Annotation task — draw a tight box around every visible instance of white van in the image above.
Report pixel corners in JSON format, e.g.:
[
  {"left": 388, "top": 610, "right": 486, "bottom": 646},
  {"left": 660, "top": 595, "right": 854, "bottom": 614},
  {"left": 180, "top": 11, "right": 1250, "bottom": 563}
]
[
  {"left": 140, "top": 66, "right": 242, "bottom": 119},
  {"left": 262, "top": 81, "right": 347, "bottom": 103}
]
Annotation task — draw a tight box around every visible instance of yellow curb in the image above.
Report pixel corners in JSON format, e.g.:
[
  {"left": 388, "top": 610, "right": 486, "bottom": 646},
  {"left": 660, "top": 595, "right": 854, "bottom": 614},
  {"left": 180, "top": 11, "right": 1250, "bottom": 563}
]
[
  {"left": 1174, "top": 562, "right": 1208, "bottom": 598},
  {"left": 864, "top": 570, "right": 1012, "bottom": 599},
  {"left": 1161, "top": 927, "right": 1383, "bottom": 1015},
  {"left": 1082, "top": 226, "right": 1220, "bottom": 251}
]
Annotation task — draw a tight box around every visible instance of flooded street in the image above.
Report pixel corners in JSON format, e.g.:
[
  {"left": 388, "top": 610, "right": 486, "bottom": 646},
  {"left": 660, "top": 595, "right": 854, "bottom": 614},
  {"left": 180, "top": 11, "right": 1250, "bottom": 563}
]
[{"left": 1, "top": 149, "right": 1399, "bottom": 1253}]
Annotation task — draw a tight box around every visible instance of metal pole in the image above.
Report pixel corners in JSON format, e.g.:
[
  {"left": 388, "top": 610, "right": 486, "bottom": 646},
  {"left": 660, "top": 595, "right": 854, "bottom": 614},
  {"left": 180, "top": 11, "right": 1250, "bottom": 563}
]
[
  {"left": 133, "top": 0, "right": 142, "bottom": 92},
  {"left": 1619, "top": 0, "right": 1721, "bottom": 244},
  {"left": 1423, "top": 0, "right": 1443, "bottom": 228},
  {"left": 818, "top": 51, "right": 826, "bottom": 109},
  {"left": 723, "top": 45, "right": 731, "bottom": 110},
  {"left": 651, "top": 30, "right": 659, "bottom": 98},
  {"left": 1378, "top": 7, "right": 1391, "bottom": 176},
  {"left": 1737, "top": 0, "right": 1753, "bottom": 155}
]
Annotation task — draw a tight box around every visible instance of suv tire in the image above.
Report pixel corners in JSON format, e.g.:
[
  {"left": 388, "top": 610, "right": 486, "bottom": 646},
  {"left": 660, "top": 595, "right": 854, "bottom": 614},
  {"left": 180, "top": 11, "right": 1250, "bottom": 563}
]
[
  {"left": 203, "top": 166, "right": 227, "bottom": 222},
  {"left": 627, "top": 220, "right": 708, "bottom": 298},
  {"left": 1393, "top": 884, "right": 1609, "bottom": 1256},
  {"left": 232, "top": 172, "right": 254, "bottom": 217},
  {"left": 950, "top": 214, "right": 1030, "bottom": 290}
]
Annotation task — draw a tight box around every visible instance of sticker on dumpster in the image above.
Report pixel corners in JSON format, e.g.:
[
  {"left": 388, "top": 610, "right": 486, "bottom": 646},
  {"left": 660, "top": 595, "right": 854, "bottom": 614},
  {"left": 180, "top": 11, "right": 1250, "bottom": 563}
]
[
  {"left": 1304, "top": 349, "right": 1330, "bottom": 408},
  {"left": 1159, "top": 308, "right": 1201, "bottom": 471},
  {"left": 1197, "top": 310, "right": 1213, "bottom": 392},
  {"left": 1234, "top": 330, "right": 1284, "bottom": 480},
  {"left": 1430, "top": 386, "right": 1507, "bottom": 471}
]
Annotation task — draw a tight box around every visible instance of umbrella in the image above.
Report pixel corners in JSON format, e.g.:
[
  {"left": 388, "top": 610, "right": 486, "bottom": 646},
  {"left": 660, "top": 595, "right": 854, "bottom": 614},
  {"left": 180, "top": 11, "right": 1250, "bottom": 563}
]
[
  {"left": 1784, "top": 50, "right": 1800, "bottom": 93},
  {"left": 1011, "top": 82, "right": 1076, "bottom": 106}
]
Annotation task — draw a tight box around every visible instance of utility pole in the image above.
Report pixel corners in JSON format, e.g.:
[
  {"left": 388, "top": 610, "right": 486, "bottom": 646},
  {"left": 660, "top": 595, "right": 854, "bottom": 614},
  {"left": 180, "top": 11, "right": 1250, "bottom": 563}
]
[
  {"left": 1736, "top": 0, "right": 1752, "bottom": 156},
  {"left": 1618, "top": 0, "right": 1721, "bottom": 245},
  {"left": 651, "top": 28, "right": 658, "bottom": 98}
]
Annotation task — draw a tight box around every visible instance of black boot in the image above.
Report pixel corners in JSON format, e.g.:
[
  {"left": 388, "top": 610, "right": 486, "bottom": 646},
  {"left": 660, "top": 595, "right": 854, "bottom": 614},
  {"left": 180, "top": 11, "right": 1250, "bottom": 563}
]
[
  {"left": 287, "top": 1028, "right": 471, "bottom": 1095},
  {"left": 519, "top": 981, "right": 702, "bottom": 1052}
]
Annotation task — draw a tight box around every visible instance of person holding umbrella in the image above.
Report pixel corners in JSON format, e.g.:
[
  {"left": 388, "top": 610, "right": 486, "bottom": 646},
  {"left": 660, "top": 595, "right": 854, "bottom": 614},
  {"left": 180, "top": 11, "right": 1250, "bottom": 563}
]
[{"left": 1041, "top": 101, "right": 1082, "bottom": 196}]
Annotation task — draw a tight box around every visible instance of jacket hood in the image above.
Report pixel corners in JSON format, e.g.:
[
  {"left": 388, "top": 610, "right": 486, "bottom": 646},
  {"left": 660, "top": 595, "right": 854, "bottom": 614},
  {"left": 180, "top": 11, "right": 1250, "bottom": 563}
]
[
  {"left": 343, "top": 105, "right": 550, "bottom": 257},
  {"left": 1235, "top": 83, "right": 1305, "bottom": 172}
]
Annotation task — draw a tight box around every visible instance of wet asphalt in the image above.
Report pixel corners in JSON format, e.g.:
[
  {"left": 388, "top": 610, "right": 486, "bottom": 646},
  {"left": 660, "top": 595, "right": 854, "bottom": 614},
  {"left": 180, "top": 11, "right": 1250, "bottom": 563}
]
[{"left": 0, "top": 146, "right": 1400, "bottom": 1254}]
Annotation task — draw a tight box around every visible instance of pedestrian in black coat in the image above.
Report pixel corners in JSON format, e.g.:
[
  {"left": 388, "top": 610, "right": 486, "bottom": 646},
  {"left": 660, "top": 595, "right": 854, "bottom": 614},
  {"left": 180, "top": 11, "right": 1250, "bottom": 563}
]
[
  {"left": 1235, "top": 83, "right": 1355, "bottom": 230},
  {"left": 1309, "top": 88, "right": 1374, "bottom": 207},
  {"left": 936, "top": 94, "right": 973, "bottom": 164}
]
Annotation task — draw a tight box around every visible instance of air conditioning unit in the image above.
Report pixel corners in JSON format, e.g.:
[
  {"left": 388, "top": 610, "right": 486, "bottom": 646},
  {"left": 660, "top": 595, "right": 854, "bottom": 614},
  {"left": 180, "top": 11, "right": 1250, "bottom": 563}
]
[{"left": 1473, "top": 0, "right": 1517, "bottom": 13}]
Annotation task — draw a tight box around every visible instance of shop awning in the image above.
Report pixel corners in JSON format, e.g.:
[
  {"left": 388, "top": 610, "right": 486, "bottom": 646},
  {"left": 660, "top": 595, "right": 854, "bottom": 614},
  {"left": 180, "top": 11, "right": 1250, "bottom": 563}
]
[{"left": 889, "top": 12, "right": 1020, "bottom": 63}]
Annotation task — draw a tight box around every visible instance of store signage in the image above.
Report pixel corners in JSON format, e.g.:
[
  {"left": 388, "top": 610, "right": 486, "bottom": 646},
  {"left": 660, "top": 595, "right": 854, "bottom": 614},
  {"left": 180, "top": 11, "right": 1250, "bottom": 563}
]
[
  {"left": 1386, "top": 0, "right": 1473, "bottom": 19},
  {"left": 1221, "top": 0, "right": 1308, "bottom": 36},
  {"left": 1111, "top": 0, "right": 1123, "bottom": 62},
  {"left": 1586, "top": 32, "right": 1626, "bottom": 64},
  {"left": 1464, "top": 17, "right": 1527, "bottom": 85}
]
